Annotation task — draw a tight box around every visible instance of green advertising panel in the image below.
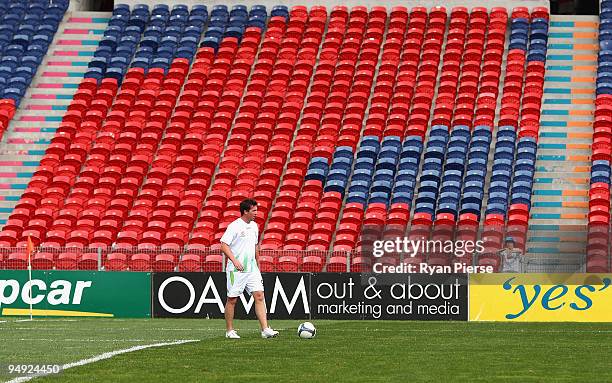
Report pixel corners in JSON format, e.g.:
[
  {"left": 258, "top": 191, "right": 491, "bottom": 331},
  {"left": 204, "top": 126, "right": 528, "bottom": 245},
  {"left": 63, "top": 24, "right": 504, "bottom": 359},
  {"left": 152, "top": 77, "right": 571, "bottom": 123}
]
[{"left": 0, "top": 270, "right": 151, "bottom": 318}]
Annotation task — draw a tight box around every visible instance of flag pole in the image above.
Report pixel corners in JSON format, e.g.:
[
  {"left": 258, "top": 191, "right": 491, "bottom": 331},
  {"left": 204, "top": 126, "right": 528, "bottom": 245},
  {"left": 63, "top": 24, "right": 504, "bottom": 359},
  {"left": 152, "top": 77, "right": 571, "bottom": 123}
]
[{"left": 27, "top": 236, "right": 33, "bottom": 321}]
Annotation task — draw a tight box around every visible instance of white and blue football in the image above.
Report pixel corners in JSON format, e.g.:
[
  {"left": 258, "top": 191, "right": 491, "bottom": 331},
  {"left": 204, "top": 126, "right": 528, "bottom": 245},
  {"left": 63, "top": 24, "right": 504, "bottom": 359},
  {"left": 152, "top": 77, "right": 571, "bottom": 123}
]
[{"left": 297, "top": 322, "right": 316, "bottom": 339}]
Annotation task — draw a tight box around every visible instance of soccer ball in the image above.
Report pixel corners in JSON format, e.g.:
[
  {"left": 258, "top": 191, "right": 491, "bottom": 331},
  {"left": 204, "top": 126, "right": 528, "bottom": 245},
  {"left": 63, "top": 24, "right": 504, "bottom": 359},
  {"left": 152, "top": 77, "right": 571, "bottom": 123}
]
[{"left": 297, "top": 322, "right": 316, "bottom": 339}]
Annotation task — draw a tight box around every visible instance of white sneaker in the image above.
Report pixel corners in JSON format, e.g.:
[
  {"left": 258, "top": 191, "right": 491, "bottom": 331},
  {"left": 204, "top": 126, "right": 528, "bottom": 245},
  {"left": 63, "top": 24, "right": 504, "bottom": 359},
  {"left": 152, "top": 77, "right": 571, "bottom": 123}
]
[
  {"left": 261, "top": 327, "right": 279, "bottom": 338},
  {"left": 225, "top": 330, "right": 240, "bottom": 339}
]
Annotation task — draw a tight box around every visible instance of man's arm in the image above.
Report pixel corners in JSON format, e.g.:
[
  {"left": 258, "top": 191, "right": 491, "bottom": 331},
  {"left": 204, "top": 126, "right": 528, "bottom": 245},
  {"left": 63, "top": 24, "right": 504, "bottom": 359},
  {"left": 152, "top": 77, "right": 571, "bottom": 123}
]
[
  {"left": 515, "top": 249, "right": 524, "bottom": 262},
  {"left": 221, "top": 242, "right": 244, "bottom": 271},
  {"left": 255, "top": 243, "right": 261, "bottom": 269},
  {"left": 254, "top": 225, "right": 261, "bottom": 269}
]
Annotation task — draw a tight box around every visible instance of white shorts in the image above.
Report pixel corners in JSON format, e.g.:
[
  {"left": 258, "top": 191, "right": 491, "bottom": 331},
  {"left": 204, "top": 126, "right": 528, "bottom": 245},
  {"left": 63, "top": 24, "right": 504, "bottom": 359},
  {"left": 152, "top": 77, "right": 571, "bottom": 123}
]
[{"left": 226, "top": 270, "right": 264, "bottom": 298}]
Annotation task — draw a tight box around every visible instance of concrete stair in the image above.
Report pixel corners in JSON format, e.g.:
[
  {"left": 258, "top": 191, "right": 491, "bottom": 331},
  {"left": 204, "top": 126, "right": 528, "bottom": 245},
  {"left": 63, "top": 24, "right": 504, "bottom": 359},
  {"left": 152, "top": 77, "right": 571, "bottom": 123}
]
[
  {"left": 0, "top": 11, "right": 111, "bottom": 225},
  {"left": 525, "top": 15, "right": 598, "bottom": 270}
]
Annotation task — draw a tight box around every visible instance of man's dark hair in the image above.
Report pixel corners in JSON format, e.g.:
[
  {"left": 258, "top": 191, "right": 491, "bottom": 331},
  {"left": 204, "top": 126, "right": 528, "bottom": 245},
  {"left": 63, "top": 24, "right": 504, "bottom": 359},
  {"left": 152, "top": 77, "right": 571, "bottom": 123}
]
[{"left": 240, "top": 199, "right": 258, "bottom": 215}]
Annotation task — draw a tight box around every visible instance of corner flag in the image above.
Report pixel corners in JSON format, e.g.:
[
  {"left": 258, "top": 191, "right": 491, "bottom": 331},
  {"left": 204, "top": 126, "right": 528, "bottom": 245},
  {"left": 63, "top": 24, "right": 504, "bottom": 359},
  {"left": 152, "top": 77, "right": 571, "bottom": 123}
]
[{"left": 27, "top": 235, "right": 34, "bottom": 320}]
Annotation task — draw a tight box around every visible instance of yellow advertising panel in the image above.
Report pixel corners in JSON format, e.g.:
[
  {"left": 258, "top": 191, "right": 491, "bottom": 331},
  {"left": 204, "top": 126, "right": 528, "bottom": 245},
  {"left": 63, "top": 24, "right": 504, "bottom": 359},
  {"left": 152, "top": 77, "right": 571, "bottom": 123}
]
[{"left": 469, "top": 274, "right": 612, "bottom": 322}]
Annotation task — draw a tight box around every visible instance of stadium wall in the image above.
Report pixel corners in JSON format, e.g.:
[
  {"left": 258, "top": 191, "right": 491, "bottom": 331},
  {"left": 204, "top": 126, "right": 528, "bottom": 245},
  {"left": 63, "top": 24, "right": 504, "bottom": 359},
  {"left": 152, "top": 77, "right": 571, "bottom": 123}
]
[
  {"left": 2, "top": 271, "right": 612, "bottom": 321},
  {"left": 0, "top": 270, "right": 151, "bottom": 318},
  {"left": 469, "top": 274, "right": 612, "bottom": 322},
  {"left": 153, "top": 272, "right": 468, "bottom": 320}
]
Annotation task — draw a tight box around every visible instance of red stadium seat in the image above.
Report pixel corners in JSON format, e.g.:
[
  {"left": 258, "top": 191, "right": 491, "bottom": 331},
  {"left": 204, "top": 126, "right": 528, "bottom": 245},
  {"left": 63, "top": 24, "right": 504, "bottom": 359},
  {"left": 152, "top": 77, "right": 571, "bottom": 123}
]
[
  {"left": 277, "top": 255, "right": 298, "bottom": 272},
  {"left": 153, "top": 253, "right": 176, "bottom": 272},
  {"left": 176, "top": 252, "right": 200, "bottom": 272},
  {"left": 31, "top": 252, "right": 54, "bottom": 270},
  {"left": 130, "top": 253, "right": 152, "bottom": 271},
  {"left": 105, "top": 252, "right": 128, "bottom": 271},
  {"left": 77, "top": 252, "right": 99, "bottom": 270},
  {"left": 326, "top": 255, "right": 349, "bottom": 272},
  {"left": 202, "top": 253, "right": 223, "bottom": 272}
]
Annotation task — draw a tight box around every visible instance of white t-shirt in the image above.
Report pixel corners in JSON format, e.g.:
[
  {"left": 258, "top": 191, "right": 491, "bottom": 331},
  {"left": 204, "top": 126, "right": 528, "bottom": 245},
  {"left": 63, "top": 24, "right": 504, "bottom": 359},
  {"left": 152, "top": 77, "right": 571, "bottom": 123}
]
[
  {"left": 220, "top": 217, "right": 259, "bottom": 273},
  {"left": 500, "top": 248, "right": 522, "bottom": 273}
]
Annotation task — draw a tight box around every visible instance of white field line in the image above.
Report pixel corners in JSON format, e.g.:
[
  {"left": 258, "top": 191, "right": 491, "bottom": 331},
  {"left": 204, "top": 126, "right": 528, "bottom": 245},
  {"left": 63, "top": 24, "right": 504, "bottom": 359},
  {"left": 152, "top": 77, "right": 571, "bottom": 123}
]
[
  {"left": 5, "top": 339, "right": 199, "bottom": 383},
  {"left": 15, "top": 338, "right": 198, "bottom": 342},
  {"left": 0, "top": 319, "right": 77, "bottom": 323}
]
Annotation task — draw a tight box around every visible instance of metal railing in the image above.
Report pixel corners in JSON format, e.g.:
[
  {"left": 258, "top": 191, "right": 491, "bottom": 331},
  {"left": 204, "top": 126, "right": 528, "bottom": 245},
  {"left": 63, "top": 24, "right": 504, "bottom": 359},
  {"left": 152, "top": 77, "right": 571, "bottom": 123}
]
[
  {"left": 0, "top": 246, "right": 355, "bottom": 272},
  {"left": 0, "top": 245, "right": 592, "bottom": 273}
]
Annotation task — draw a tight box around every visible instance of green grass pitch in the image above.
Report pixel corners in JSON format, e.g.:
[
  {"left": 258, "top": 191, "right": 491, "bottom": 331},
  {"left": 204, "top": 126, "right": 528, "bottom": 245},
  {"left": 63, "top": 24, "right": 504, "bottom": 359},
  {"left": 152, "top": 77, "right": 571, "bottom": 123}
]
[{"left": 1, "top": 318, "right": 612, "bottom": 382}]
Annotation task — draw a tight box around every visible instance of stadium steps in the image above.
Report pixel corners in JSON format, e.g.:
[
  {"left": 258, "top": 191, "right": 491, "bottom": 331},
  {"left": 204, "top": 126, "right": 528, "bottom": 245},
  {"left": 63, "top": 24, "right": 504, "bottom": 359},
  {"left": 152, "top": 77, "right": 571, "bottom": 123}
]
[
  {"left": 0, "top": 11, "right": 110, "bottom": 225},
  {"left": 525, "top": 15, "right": 597, "bottom": 262}
]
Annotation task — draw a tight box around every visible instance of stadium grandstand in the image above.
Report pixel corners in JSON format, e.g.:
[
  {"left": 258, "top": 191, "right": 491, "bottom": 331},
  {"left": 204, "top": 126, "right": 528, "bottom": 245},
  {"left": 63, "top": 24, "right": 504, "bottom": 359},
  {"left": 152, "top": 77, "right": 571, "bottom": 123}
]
[{"left": 0, "top": 0, "right": 606, "bottom": 274}]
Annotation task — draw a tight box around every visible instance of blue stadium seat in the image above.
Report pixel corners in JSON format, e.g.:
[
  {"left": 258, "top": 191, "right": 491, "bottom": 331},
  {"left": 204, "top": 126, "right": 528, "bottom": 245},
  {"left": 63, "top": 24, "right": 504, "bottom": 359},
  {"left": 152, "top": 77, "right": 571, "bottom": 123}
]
[
  {"left": 327, "top": 169, "right": 350, "bottom": 182},
  {"left": 391, "top": 191, "right": 413, "bottom": 204},
  {"left": 200, "top": 36, "right": 220, "bottom": 50},
  {"left": 395, "top": 168, "right": 418, "bottom": 180},
  {"left": 354, "top": 157, "right": 375, "bottom": 170},
  {"left": 419, "top": 181, "right": 439, "bottom": 195},
  {"left": 346, "top": 191, "right": 368, "bottom": 205},
  {"left": 376, "top": 157, "right": 397, "bottom": 171},
  {"left": 305, "top": 168, "right": 327, "bottom": 183},
  {"left": 352, "top": 168, "right": 373, "bottom": 182},
  {"left": 369, "top": 192, "right": 390, "bottom": 205},
  {"left": 325, "top": 179, "right": 348, "bottom": 195},
  {"left": 349, "top": 180, "right": 371, "bottom": 194}
]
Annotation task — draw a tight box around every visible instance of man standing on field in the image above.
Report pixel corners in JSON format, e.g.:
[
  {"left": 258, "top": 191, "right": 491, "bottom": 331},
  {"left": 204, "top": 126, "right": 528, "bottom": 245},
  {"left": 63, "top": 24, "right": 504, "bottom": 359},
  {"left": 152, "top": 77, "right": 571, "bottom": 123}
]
[{"left": 221, "top": 198, "right": 279, "bottom": 339}]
